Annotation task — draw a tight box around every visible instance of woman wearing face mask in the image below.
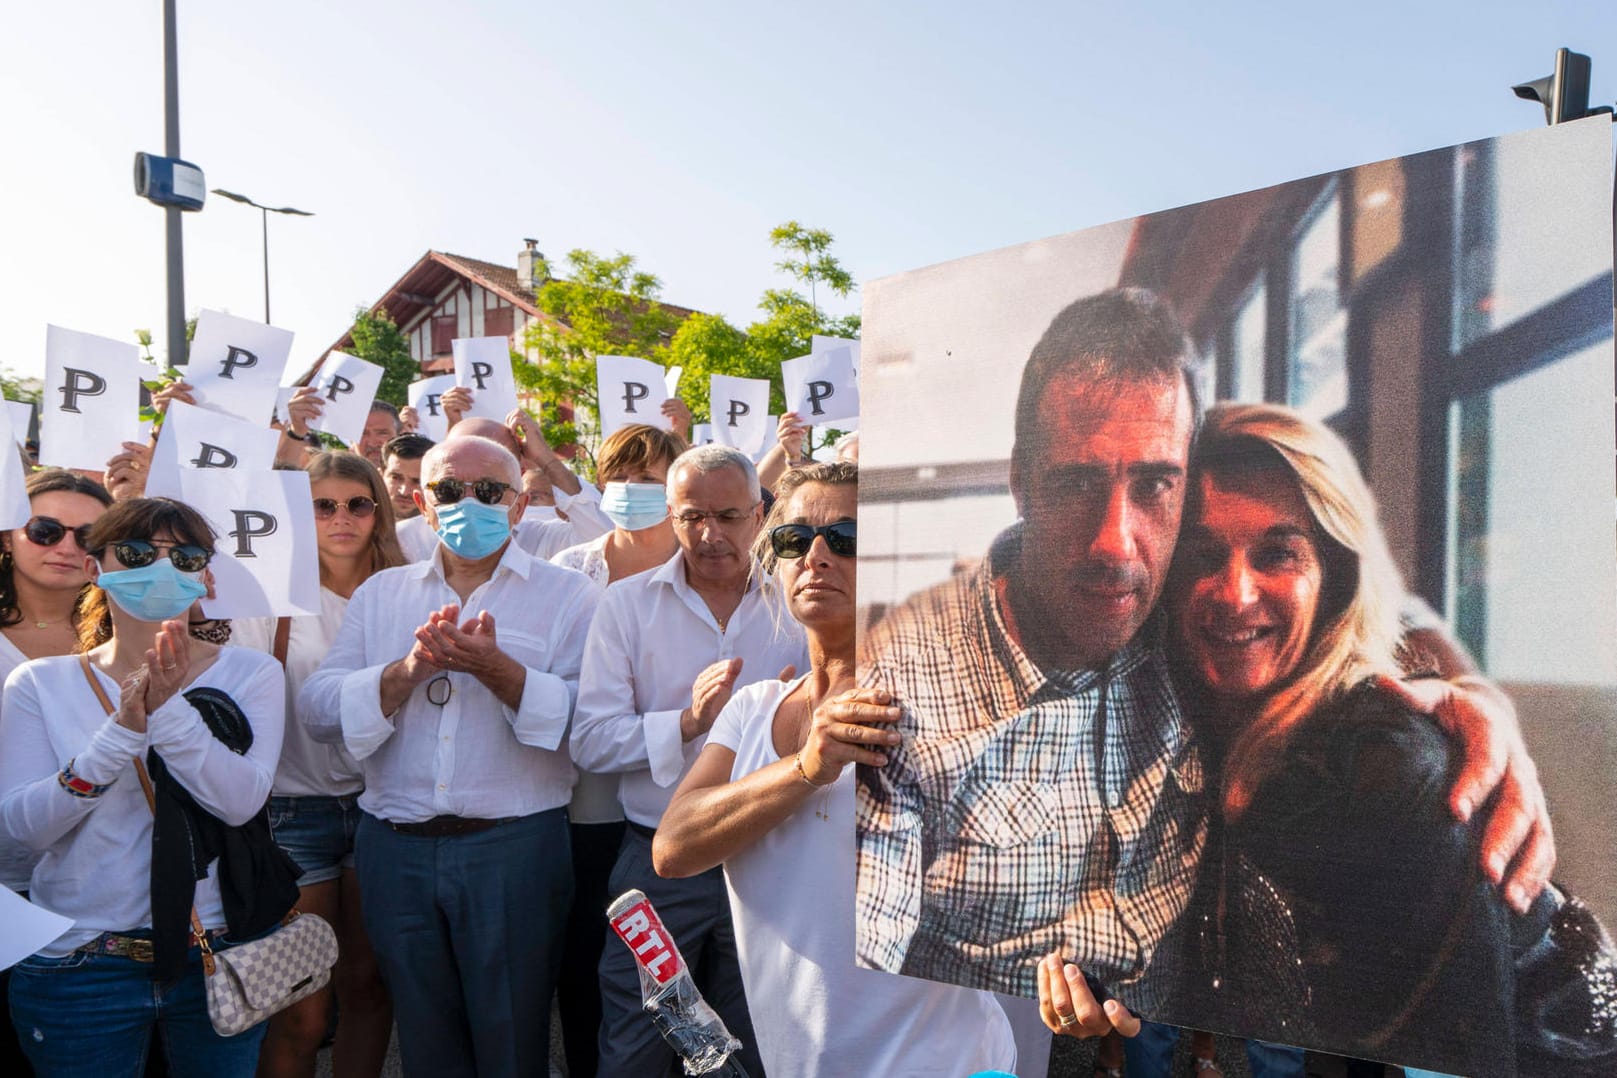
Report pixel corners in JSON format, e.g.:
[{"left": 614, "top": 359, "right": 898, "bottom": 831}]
[
  {"left": 547, "top": 422, "right": 685, "bottom": 1078},
  {"left": 0, "top": 497, "right": 295, "bottom": 1076},
  {"left": 232, "top": 453, "right": 402, "bottom": 1078},
  {"left": 551, "top": 423, "right": 687, "bottom": 587}
]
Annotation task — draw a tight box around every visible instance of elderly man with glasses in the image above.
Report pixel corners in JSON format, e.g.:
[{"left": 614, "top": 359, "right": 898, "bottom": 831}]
[
  {"left": 300, "top": 434, "right": 598, "bottom": 1078},
  {"left": 572, "top": 444, "right": 809, "bottom": 1078}
]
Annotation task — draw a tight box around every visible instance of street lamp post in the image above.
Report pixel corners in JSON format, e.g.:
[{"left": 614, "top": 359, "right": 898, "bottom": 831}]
[{"left": 210, "top": 189, "right": 314, "bottom": 324}]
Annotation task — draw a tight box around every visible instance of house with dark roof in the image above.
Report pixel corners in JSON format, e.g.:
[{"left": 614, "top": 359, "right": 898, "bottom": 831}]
[{"left": 323, "top": 239, "right": 699, "bottom": 376}]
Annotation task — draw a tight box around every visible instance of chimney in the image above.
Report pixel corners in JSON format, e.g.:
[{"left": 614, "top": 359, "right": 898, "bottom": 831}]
[{"left": 517, "top": 238, "right": 545, "bottom": 292}]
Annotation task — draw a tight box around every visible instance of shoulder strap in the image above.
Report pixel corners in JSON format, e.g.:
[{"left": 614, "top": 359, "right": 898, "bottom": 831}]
[
  {"left": 272, "top": 617, "right": 291, "bottom": 666},
  {"left": 79, "top": 654, "right": 212, "bottom": 959}
]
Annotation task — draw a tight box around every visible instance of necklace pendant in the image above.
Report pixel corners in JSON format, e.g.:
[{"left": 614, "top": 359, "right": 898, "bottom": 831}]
[{"left": 35, "top": 621, "right": 47, "bottom": 629}]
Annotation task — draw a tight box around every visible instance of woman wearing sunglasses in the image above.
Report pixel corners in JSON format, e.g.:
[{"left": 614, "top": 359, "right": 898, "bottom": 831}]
[
  {"left": 654, "top": 463, "right": 1016, "bottom": 1077},
  {"left": 231, "top": 451, "right": 402, "bottom": 1078},
  {"left": 0, "top": 497, "right": 295, "bottom": 1076}
]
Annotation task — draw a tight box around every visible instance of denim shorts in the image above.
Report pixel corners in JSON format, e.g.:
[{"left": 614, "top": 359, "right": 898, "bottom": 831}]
[{"left": 268, "top": 795, "right": 360, "bottom": 886}]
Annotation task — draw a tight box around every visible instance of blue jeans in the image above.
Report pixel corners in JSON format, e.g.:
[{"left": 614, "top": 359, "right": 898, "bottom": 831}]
[
  {"left": 355, "top": 809, "right": 571, "bottom": 1078},
  {"left": 268, "top": 794, "right": 361, "bottom": 886},
  {"left": 8, "top": 937, "right": 267, "bottom": 1078},
  {"left": 1123, "top": 1021, "right": 1305, "bottom": 1078}
]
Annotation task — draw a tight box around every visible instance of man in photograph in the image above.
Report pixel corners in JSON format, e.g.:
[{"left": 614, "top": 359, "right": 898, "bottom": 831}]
[{"left": 853, "top": 287, "right": 1553, "bottom": 1010}]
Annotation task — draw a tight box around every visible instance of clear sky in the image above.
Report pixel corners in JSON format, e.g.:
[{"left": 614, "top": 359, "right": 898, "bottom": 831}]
[{"left": 2, "top": 1, "right": 1612, "bottom": 380}]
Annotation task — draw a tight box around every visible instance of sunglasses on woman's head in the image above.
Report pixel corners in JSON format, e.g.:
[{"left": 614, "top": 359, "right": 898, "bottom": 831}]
[
  {"left": 110, "top": 539, "right": 213, "bottom": 573},
  {"left": 23, "top": 516, "right": 94, "bottom": 550},
  {"left": 312, "top": 496, "right": 377, "bottom": 520},
  {"left": 769, "top": 521, "right": 857, "bottom": 560},
  {"left": 425, "top": 478, "right": 513, "bottom": 506}
]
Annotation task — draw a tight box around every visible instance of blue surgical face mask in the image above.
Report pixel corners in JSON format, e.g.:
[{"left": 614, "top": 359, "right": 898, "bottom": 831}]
[
  {"left": 600, "top": 482, "right": 668, "bottom": 532},
  {"left": 434, "top": 499, "right": 513, "bottom": 560},
  {"left": 96, "top": 560, "right": 209, "bottom": 623}
]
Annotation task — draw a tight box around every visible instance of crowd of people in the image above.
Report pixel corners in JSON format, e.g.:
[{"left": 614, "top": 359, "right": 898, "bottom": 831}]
[{"left": 0, "top": 290, "right": 1612, "bottom": 1078}]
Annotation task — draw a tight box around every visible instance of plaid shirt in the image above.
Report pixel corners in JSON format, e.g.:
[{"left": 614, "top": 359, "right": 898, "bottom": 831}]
[{"left": 855, "top": 527, "right": 1206, "bottom": 1002}]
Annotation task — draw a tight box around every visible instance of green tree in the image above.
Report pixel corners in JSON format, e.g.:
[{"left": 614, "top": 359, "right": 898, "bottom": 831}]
[
  {"left": 669, "top": 222, "right": 860, "bottom": 452},
  {"left": 347, "top": 307, "right": 417, "bottom": 407},
  {"left": 518, "top": 249, "right": 680, "bottom": 476}
]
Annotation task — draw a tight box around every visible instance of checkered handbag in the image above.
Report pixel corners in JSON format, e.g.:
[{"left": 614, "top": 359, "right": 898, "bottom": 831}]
[{"left": 197, "top": 908, "right": 339, "bottom": 1036}]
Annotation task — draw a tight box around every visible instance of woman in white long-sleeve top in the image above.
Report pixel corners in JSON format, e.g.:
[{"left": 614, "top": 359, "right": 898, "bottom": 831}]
[{"left": 0, "top": 497, "right": 293, "bottom": 1078}]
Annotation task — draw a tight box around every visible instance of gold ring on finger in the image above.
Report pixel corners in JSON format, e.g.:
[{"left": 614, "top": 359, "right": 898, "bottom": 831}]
[{"left": 1058, "top": 1013, "right": 1079, "bottom": 1028}]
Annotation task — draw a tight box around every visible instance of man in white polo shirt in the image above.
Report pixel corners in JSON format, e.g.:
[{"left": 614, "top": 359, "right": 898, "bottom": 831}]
[{"left": 573, "top": 444, "right": 808, "bottom": 1077}]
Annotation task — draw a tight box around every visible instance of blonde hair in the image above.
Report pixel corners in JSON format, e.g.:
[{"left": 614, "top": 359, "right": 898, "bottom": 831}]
[
  {"left": 307, "top": 451, "right": 405, "bottom": 585},
  {"left": 1187, "top": 403, "right": 1405, "bottom": 818}
]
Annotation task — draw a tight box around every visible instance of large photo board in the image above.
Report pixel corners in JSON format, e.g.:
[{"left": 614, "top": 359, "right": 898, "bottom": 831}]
[{"left": 853, "top": 116, "right": 1617, "bottom": 1074}]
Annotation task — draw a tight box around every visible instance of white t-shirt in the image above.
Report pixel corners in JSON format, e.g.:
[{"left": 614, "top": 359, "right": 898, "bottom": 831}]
[
  {"left": 707, "top": 677, "right": 1016, "bottom": 1078},
  {"left": 232, "top": 587, "right": 364, "bottom": 798},
  {"left": 0, "top": 631, "right": 38, "bottom": 892}
]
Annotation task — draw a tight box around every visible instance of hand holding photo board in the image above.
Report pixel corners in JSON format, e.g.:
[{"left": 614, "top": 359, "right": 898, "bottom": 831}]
[
  {"left": 853, "top": 117, "right": 1617, "bottom": 1076},
  {"left": 41, "top": 325, "right": 143, "bottom": 471},
  {"left": 0, "top": 404, "right": 31, "bottom": 530},
  {"left": 307, "top": 351, "right": 385, "bottom": 447},
  {"left": 782, "top": 346, "right": 858, "bottom": 425},
  {"left": 185, "top": 310, "right": 295, "bottom": 424},
  {"left": 144, "top": 466, "right": 320, "bottom": 618},
  {"left": 451, "top": 337, "right": 519, "bottom": 421}
]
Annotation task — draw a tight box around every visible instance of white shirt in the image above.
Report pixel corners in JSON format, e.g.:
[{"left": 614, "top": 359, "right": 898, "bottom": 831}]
[
  {"left": 0, "top": 648, "right": 285, "bottom": 954},
  {"left": 232, "top": 587, "right": 364, "bottom": 798},
  {"left": 0, "top": 632, "right": 38, "bottom": 892},
  {"left": 298, "top": 541, "right": 597, "bottom": 823},
  {"left": 396, "top": 484, "right": 611, "bottom": 563},
  {"left": 548, "top": 532, "right": 621, "bottom": 825},
  {"left": 709, "top": 678, "right": 1016, "bottom": 1078},
  {"left": 571, "top": 552, "right": 808, "bottom": 828},
  {"left": 550, "top": 533, "right": 611, "bottom": 590}
]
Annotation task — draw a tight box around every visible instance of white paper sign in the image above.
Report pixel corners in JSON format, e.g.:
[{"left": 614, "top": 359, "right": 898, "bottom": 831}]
[
  {"left": 811, "top": 335, "right": 862, "bottom": 372},
  {"left": 0, "top": 405, "right": 31, "bottom": 530},
  {"left": 146, "top": 400, "right": 281, "bottom": 496},
  {"left": 753, "top": 416, "right": 778, "bottom": 463},
  {"left": 308, "top": 352, "right": 385, "bottom": 448},
  {"left": 452, "top": 337, "right": 519, "bottom": 421},
  {"left": 6, "top": 401, "right": 34, "bottom": 449},
  {"left": 596, "top": 355, "right": 669, "bottom": 437},
  {"left": 0, "top": 887, "right": 73, "bottom": 970},
  {"left": 709, "top": 375, "right": 771, "bottom": 456},
  {"left": 41, "top": 325, "right": 143, "bottom": 471},
  {"left": 781, "top": 345, "right": 859, "bottom": 426},
  {"left": 664, "top": 365, "right": 683, "bottom": 397},
  {"left": 185, "top": 310, "right": 296, "bottom": 423},
  {"left": 690, "top": 423, "right": 714, "bottom": 446},
  {"left": 270, "top": 387, "right": 296, "bottom": 427},
  {"left": 407, "top": 375, "right": 457, "bottom": 443},
  {"left": 144, "top": 467, "right": 320, "bottom": 618}
]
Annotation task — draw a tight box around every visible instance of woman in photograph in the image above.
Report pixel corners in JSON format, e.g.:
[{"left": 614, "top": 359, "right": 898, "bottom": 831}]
[
  {"left": 232, "top": 451, "right": 401, "bottom": 1078},
  {"left": 653, "top": 461, "right": 1017, "bottom": 1077},
  {"left": 0, "top": 496, "right": 293, "bottom": 1076},
  {"left": 1151, "top": 403, "right": 1615, "bottom": 1075}
]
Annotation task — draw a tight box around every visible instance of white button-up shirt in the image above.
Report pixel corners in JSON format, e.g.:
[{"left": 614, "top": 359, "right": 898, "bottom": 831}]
[
  {"left": 396, "top": 483, "right": 611, "bottom": 563},
  {"left": 298, "top": 541, "right": 597, "bottom": 824},
  {"left": 571, "top": 552, "right": 808, "bottom": 828}
]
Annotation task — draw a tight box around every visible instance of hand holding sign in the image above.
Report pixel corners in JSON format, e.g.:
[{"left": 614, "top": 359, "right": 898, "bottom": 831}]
[
  {"left": 452, "top": 337, "right": 519, "bottom": 421},
  {"left": 307, "top": 352, "right": 385, "bottom": 448},
  {"left": 781, "top": 346, "right": 859, "bottom": 426},
  {"left": 185, "top": 310, "right": 296, "bottom": 423},
  {"left": 406, "top": 375, "right": 457, "bottom": 442},
  {"left": 596, "top": 355, "right": 670, "bottom": 438}
]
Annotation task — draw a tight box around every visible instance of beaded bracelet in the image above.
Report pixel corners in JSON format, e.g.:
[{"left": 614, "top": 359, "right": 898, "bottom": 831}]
[{"left": 58, "top": 758, "right": 112, "bottom": 799}]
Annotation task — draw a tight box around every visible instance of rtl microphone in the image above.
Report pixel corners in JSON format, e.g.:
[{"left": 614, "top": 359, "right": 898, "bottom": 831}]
[{"left": 607, "top": 888, "right": 751, "bottom": 1077}]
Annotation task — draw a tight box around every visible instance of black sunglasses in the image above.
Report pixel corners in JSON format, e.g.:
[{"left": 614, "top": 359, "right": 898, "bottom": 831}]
[
  {"left": 312, "top": 496, "right": 377, "bottom": 520},
  {"left": 425, "top": 478, "right": 513, "bottom": 506},
  {"left": 770, "top": 521, "right": 857, "bottom": 560},
  {"left": 111, "top": 539, "right": 213, "bottom": 573},
  {"left": 23, "top": 516, "right": 94, "bottom": 550}
]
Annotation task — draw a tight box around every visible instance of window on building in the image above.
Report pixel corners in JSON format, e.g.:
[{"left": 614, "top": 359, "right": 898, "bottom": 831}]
[
  {"left": 483, "top": 306, "right": 514, "bottom": 340},
  {"left": 1287, "top": 189, "right": 1348, "bottom": 420},
  {"left": 1229, "top": 278, "right": 1267, "bottom": 402},
  {"left": 431, "top": 315, "right": 456, "bottom": 355}
]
